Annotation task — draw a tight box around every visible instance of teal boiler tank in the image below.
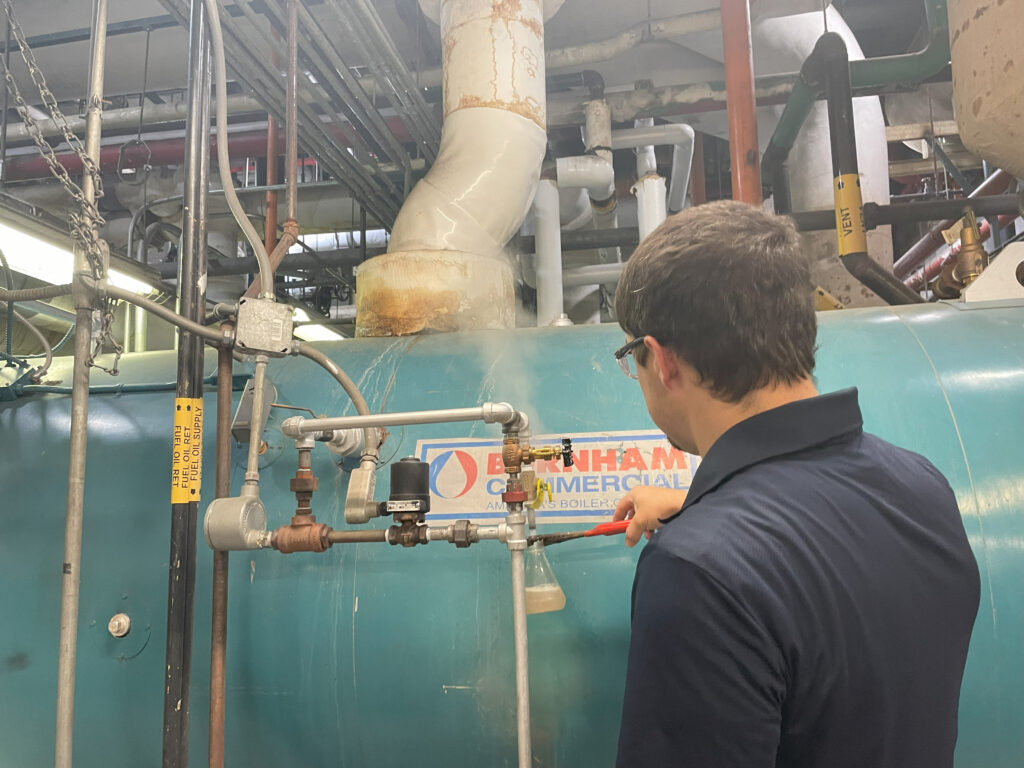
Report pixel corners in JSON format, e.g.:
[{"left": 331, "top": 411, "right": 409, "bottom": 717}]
[{"left": 0, "top": 300, "right": 1021, "bottom": 767}]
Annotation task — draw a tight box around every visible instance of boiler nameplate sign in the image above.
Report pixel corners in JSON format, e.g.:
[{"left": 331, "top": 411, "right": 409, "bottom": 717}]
[{"left": 415, "top": 430, "right": 698, "bottom": 525}]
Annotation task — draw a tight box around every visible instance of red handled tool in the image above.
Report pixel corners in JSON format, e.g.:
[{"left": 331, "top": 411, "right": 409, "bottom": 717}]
[{"left": 526, "top": 519, "right": 631, "bottom": 547}]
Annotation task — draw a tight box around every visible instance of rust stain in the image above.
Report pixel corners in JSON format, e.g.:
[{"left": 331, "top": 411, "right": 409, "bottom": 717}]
[
  {"left": 491, "top": 0, "right": 542, "bottom": 36},
  {"left": 358, "top": 287, "right": 464, "bottom": 337},
  {"left": 455, "top": 94, "right": 544, "bottom": 128},
  {"left": 972, "top": 96, "right": 984, "bottom": 117}
]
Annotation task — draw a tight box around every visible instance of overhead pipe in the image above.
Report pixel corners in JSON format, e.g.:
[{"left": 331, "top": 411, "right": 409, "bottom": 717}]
[
  {"left": 4, "top": 129, "right": 281, "bottom": 182},
  {"left": 612, "top": 122, "right": 695, "bottom": 214},
  {"left": 689, "top": 131, "right": 707, "bottom": 206},
  {"left": 242, "top": 0, "right": 299, "bottom": 300},
  {"left": 816, "top": 33, "right": 923, "bottom": 305},
  {"left": 720, "top": 0, "right": 761, "bottom": 204},
  {"left": 762, "top": 0, "right": 951, "bottom": 192},
  {"left": 161, "top": 2, "right": 210, "bottom": 765},
  {"left": 789, "top": 195, "right": 1023, "bottom": 233},
  {"left": 532, "top": 175, "right": 565, "bottom": 326},
  {"left": 53, "top": 2, "right": 107, "bottom": 766},
  {"left": 356, "top": 0, "right": 554, "bottom": 336}
]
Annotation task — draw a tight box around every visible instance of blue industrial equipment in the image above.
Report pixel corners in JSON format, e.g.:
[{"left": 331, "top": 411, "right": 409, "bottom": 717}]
[{"left": 0, "top": 301, "right": 1021, "bottom": 766}]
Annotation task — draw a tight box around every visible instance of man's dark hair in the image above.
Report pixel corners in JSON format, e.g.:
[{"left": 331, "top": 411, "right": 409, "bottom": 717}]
[{"left": 615, "top": 200, "right": 816, "bottom": 403}]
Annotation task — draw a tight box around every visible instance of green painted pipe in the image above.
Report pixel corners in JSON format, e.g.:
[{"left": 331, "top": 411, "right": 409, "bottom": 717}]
[{"left": 762, "top": 0, "right": 951, "bottom": 186}]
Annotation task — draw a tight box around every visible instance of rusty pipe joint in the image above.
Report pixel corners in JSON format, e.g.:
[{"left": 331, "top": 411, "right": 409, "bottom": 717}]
[{"left": 272, "top": 520, "right": 331, "bottom": 553}]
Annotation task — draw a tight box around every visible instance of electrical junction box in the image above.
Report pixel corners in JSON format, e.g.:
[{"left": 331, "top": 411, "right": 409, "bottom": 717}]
[{"left": 235, "top": 297, "right": 294, "bottom": 357}]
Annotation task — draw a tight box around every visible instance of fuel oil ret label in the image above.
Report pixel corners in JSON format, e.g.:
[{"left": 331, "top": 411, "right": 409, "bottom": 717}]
[
  {"left": 415, "top": 430, "right": 699, "bottom": 525},
  {"left": 171, "top": 397, "right": 203, "bottom": 504}
]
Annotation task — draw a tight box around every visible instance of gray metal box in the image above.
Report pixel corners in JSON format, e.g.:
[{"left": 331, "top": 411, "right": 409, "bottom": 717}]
[{"left": 235, "top": 297, "right": 294, "bottom": 357}]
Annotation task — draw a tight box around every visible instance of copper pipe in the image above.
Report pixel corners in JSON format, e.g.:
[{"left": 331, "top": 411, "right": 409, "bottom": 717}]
[
  {"left": 263, "top": 115, "right": 279, "bottom": 254},
  {"left": 689, "top": 131, "right": 707, "bottom": 206},
  {"left": 720, "top": 0, "right": 761, "bottom": 204},
  {"left": 285, "top": 0, "right": 299, "bottom": 222},
  {"left": 208, "top": 331, "right": 233, "bottom": 768},
  {"left": 893, "top": 169, "right": 1012, "bottom": 278}
]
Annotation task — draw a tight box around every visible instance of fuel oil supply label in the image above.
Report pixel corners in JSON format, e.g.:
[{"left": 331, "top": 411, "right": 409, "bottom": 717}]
[
  {"left": 171, "top": 397, "right": 203, "bottom": 504},
  {"left": 416, "top": 430, "right": 699, "bottom": 525}
]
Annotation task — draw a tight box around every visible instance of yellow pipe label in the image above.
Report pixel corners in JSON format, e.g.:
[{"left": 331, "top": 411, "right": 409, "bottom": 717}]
[
  {"left": 171, "top": 397, "right": 203, "bottom": 504},
  {"left": 833, "top": 173, "right": 867, "bottom": 255}
]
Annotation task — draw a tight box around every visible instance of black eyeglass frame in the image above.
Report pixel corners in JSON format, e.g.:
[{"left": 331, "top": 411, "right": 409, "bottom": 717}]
[{"left": 614, "top": 336, "right": 647, "bottom": 379}]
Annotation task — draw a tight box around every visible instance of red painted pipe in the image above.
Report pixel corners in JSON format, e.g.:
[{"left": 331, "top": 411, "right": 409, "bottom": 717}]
[
  {"left": 4, "top": 130, "right": 281, "bottom": 182},
  {"left": 5, "top": 117, "right": 415, "bottom": 182},
  {"left": 893, "top": 169, "right": 1012, "bottom": 278},
  {"left": 720, "top": 0, "right": 761, "bottom": 204},
  {"left": 905, "top": 213, "right": 1018, "bottom": 290}
]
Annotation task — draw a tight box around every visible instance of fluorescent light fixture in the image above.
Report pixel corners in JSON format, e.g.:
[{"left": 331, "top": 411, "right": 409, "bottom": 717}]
[
  {"left": 0, "top": 221, "right": 155, "bottom": 294},
  {"left": 292, "top": 306, "right": 345, "bottom": 342}
]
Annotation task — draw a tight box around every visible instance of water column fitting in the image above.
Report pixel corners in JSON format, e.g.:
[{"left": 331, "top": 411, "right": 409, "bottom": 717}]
[{"left": 272, "top": 436, "right": 330, "bottom": 554}]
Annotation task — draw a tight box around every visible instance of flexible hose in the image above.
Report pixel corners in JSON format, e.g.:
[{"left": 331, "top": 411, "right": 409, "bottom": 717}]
[
  {"left": 0, "top": 300, "right": 53, "bottom": 377},
  {"left": 296, "top": 341, "right": 379, "bottom": 459},
  {"left": 203, "top": 0, "right": 274, "bottom": 299},
  {"left": 0, "top": 282, "right": 74, "bottom": 301}
]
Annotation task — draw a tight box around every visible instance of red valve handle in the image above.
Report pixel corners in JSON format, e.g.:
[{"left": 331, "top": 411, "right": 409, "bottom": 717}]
[{"left": 583, "top": 520, "right": 631, "bottom": 537}]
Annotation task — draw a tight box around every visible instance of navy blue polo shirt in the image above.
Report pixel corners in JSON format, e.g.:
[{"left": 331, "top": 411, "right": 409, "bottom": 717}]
[{"left": 616, "top": 389, "right": 979, "bottom": 768}]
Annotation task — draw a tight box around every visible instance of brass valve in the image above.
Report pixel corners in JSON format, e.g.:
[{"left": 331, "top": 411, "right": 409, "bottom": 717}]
[
  {"left": 955, "top": 209, "right": 987, "bottom": 287},
  {"left": 503, "top": 437, "right": 574, "bottom": 474}
]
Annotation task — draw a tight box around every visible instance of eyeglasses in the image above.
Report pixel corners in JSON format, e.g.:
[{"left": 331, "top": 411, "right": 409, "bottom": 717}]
[{"left": 614, "top": 337, "right": 646, "bottom": 379}]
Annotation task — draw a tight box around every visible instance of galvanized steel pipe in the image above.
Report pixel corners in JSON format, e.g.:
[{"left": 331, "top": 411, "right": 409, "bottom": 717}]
[
  {"left": 282, "top": 402, "right": 522, "bottom": 436},
  {"left": 54, "top": 1, "right": 107, "bottom": 765}
]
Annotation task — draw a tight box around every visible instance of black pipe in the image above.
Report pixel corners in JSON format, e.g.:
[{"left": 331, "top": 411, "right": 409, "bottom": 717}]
[
  {"left": 789, "top": 195, "right": 1023, "bottom": 232},
  {"left": 815, "top": 33, "right": 923, "bottom": 305},
  {"left": 162, "top": 1, "right": 209, "bottom": 765}
]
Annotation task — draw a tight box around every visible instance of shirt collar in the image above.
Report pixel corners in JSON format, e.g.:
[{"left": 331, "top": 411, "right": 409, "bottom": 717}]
[{"left": 664, "top": 388, "right": 864, "bottom": 521}]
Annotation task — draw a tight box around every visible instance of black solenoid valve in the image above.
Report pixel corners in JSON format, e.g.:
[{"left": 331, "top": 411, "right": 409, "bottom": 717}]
[{"left": 380, "top": 457, "right": 430, "bottom": 519}]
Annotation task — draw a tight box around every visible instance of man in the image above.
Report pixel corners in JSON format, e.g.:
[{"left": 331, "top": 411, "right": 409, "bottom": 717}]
[{"left": 611, "top": 201, "right": 979, "bottom": 767}]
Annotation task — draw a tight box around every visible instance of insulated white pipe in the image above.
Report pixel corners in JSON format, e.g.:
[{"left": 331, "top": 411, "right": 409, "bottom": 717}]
[
  {"left": 611, "top": 122, "right": 695, "bottom": 213},
  {"left": 634, "top": 176, "right": 668, "bottom": 241},
  {"left": 357, "top": 0, "right": 549, "bottom": 334},
  {"left": 555, "top": 155, "right": 614, "bottom": 201},
  {"left": 532, "top": 179, "right": 565, "bottom": 326}
]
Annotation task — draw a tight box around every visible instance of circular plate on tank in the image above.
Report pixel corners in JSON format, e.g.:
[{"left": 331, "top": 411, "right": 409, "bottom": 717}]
[{"left": 87, "top": 592, "right": 153, "bottom": 662}]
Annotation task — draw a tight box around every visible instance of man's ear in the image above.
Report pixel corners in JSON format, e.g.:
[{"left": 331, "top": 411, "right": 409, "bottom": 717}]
[{"left": 645, "top": 337, "right": 681, "bottom": 389}]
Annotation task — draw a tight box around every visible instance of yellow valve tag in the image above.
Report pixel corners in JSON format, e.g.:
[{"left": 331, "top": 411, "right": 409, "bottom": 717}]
[
  {"left": 833, "top": 174, "right": 867, "bottom": 256},
  {"left": 530, "top": 478, "right": 552, "bottom": 510},
  {"left": 171, "top": 397, "right": 203, "bottom": 504}
]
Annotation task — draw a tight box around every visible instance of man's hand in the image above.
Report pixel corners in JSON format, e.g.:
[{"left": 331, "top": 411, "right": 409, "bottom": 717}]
[{"left": 614, "top": 486, "right": 688, "bottom": 547}]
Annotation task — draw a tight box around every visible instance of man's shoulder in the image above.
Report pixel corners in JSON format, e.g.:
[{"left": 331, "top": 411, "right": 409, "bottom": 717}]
[{"left": 651, "top": 431, "right": 958, "bottom": 586}]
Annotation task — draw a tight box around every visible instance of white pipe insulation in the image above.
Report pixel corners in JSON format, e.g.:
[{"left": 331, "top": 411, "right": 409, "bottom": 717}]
[
  {"left": 355, "top": 0, "right": 559, "bottom": 335},
  {"left": 533, "top": 178, "right": 565, "bottom": 327}
]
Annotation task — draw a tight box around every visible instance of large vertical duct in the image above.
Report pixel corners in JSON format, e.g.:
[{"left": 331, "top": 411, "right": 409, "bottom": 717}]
[{"left": 355, "top": 0, "right": 563, "bottom": 336}]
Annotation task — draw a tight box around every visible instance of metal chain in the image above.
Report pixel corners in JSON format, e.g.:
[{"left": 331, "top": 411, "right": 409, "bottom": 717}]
[{"left": 0, "top": 0, "right": 121, "bottom": 374}]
